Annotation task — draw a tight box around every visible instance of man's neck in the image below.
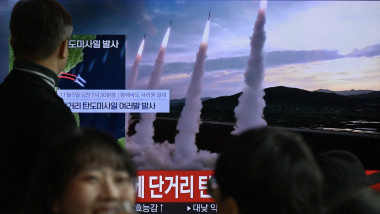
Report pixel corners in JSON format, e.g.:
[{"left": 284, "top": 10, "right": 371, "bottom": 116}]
[
  {"left": 32, "top": 57, "right": 60, "bottom": 76},
  {"left": 17, "top": 55, "right": 60, "bottom": 76},
  {"left": 13, "top": 59, "right": 59, "bottom": 88}
]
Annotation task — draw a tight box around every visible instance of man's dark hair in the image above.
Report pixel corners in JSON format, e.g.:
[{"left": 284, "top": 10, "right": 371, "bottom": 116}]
[
  {"left": 316, "top": 150, "right": 370, "bottom": 207},
  {"left": 326, "top": 187, "right": 380, "bottom": 214},
  {"left": 10, "top": 0, "right": 73, "bottom": 60},
  {"left": 215, "top": 128, "right": 323, "bottom": 214}
]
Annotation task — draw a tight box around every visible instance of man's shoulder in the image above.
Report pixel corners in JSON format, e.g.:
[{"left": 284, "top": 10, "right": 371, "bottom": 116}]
[
  {"left": 0, "top": 74, "right": 75, "bottom": 124},
  {"left": 1, "top": 71, "right": 59, "bottom": 100},
  {"left": 1, "top": 81, "right": 59, "bottom": 104}
]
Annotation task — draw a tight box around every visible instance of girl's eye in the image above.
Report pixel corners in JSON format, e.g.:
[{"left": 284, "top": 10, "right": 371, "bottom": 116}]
[
  {"left": 115, "top": 176, "right": 130, "bottom": 184},
  {"left": 114, "top": 172, "right": 131, "bottom": 184},
  {"left": 83, "top": 175, "right": 99, "bottom": 182},
  {"left": 80, "top": 172, "right": 101, "bottom": 183}
]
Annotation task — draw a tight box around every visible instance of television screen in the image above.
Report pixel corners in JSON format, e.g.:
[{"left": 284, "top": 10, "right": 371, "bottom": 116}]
[{"left": 62, "top": 0, "right": 380, "bottom": 136}]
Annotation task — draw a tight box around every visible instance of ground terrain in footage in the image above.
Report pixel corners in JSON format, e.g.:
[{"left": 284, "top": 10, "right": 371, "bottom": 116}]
[
  {"left": 126, "top": 86, "right": 380, "bottom": 169},
  {"left": 158, "top": 86, "right": 380, "bottom": 135}
]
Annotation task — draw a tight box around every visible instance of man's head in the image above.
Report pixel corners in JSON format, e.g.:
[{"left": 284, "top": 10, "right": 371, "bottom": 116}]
[
  {"left": 316, "top": 150, "right": 370, "bottom": 207},
  {"left": 213, "top": 128, "right": 322, "bottom": 214},
  {"left": 10, "top": 0, "right": 72, "bottom": 62}
]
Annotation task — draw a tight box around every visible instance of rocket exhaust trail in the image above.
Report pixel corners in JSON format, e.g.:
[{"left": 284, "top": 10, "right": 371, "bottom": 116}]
[
  {"left": 125, "top": 17, "right": 217, "bottom": 170},
  {"left": 128, "top": 34, "right": 146, "bottom": 89},
  {"left": 124, "top": 36, "right": 129, "bottom": 140},
  {"left": 78, "top": 64, "right": 84, "bottom": 75},
  {"left": 232, "top": 1, "right": 267, "bottom": 135},
  {"left": 124, "top": 35, "right": 129, "bottom": 89},
  {"left": 125, "top": 35, "right": 145, "bottom": 141},
  {"left": 260, "top": 0, "right": 267, "bottom": 12},
  {"left": 88, "top": 59, "right": 95, "bottom": 73},
  {"left": 127, "top": 37, "right": 145, "bottom": 89},
  {"left": 102, "top": 50, "right": 109, "bottom": 64},
  {"left": 133, "top": 26, "right": 171, "bottom": 146},
  {"left": 174, "top": 19, "right": 210, "bottom": 162}
]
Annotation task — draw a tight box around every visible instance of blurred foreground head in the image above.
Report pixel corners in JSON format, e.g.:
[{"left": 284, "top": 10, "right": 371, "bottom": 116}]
[
  {"left": 316, "top": 150, "right": 370, "bottom": 208},
  {"left": 23, "top": 128, "right": 136, "bottom": 214},
  {"left": 326, "top": 187, "right": 380, "bottom": 214},
  {"left": 212, "top": 128, "right": 322, "bottom": 214}
]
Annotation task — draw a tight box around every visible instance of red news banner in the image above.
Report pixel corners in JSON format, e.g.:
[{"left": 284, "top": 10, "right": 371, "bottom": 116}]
[
  {"left": 136, "top": 170, "right": 215, "bottom": 203},
  {"left": 366, "top": 170, "right": 380, "bottom": 191},
  {"left": 135, "top": 170, "right": 380, "bottom": 202}
]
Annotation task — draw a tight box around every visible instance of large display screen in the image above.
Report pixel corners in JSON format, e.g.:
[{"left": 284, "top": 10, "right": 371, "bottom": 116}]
[{"left": 57, "top": 0, "right": 380, "bottom": 136}]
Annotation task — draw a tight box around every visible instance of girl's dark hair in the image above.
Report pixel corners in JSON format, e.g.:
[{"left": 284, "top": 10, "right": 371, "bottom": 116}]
[
  {"left": 23, "top": 128, "right": 136, "bottom": 214},
  {"left": 215, "top": 127, "right": 322, "bottom": 214}
]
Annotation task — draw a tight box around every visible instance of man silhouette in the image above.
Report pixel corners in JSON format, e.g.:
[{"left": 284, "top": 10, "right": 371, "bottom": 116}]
[{"left": 0, "top": 0, "right": 76, "bottom": 212}]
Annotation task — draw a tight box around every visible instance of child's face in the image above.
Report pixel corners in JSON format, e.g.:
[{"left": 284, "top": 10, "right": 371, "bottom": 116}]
[{"left": 53, "top": 165, "right": 135, "bottom": 214}]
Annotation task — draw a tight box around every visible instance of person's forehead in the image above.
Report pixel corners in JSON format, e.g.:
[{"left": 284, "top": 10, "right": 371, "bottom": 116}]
[{"left": 79, "top": 164, "right": 130, "bottom": 174}]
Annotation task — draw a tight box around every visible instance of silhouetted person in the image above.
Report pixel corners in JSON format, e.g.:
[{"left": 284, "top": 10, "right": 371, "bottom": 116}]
[
  {"left": 0, "top": 0, "right": 76, "bottom": 212},
  {"left": 209, "top": 128, "right": 323, "bottom": 214},
  {"left": 325, "top": 187, "right": 380, "bottom": 214},
  {"left": 22, "top": 128, "right": 136, "bottom": 214},
  {"left": 316, "top": 150, "right": 370, "bottom": 210}
]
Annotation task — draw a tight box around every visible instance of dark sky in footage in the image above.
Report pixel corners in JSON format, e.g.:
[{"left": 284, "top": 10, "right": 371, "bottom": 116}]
[{"left": 1, "top": 0, "right": 380, "bottom": 98}]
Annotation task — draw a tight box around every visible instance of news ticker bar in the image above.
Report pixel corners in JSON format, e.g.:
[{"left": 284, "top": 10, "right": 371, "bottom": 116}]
[
  {"left": 57, "top": 89, "right": 170, "bottom": 113},
  {"left": 134, "top": 203, "right": 217, "bottom": 214}
]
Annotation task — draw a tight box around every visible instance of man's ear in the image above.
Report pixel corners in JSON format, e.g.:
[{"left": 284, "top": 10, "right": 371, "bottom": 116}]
[
  {"left": 58, "top": 40, "right": 69, "bottom": 59},
  {"left": 222, "top": 197, "right": 240, "bottom": 214}
]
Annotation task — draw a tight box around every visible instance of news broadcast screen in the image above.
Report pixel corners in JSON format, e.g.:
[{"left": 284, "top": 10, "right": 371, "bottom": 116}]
[{"left": 4, "top": 0, "right": 380, "bottom": 213}]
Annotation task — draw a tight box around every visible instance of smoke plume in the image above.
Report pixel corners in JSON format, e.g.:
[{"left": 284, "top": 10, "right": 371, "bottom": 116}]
[
  {"left": 132, "top": 48, "right": 166, "bottom": 146},
  {"left": 232, "top": 9, "right": 267, "bottom": 135},
  {"left": 125, "top": 20, "right": 218, "bottom": 170},
  {"left": 125, "top": 38, "right": 145, "bottom": 140}
]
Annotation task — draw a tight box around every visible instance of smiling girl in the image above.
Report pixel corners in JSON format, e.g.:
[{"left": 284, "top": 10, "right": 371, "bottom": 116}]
[{"left": 23, "top": 128, "right": 136, "bottom": 214}]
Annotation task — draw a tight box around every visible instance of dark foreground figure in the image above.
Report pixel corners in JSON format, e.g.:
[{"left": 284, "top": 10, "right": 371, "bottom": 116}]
[
  {"left": 210, "top": 128, "right": 323, "bottom": 214},
  {"left": 0, "top": 0, "right": 76, "bottom": 213}
]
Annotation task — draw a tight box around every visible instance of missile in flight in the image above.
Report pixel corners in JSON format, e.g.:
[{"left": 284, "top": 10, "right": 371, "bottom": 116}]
[{"left": 77, "top": 74, "right": 87, "bottom": 83}]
